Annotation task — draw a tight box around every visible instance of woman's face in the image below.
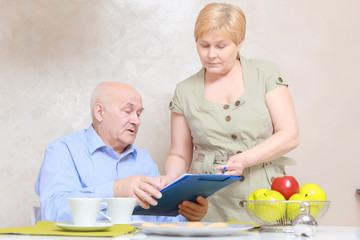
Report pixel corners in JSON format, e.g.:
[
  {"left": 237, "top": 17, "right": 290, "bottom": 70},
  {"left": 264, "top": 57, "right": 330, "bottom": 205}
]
[{"left": 196, "top": 30, "right": 241, "bottom": 75}]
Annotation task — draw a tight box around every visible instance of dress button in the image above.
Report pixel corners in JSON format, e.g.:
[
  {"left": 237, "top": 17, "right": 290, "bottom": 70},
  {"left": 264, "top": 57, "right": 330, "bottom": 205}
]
[
  {"left": 231, "top": 134, "right": 237, "bottom": 140},
  {"left": 235, "top": 100, "right": 240, "bottom": 106},
  {"left": 223, "top": 104, "right": 230, "bottom": 110},
  {"left": 225, "top": 115, "right": 231, "bottom": 122},
  {"left": 239, "top": 175, "right": 245, "bottom": 182},
  {"left": 278, "top": 77, "right": 283, "bottom": 83},
  {"left": 236, "top": 150, "right": 242, "bottom": 154}
]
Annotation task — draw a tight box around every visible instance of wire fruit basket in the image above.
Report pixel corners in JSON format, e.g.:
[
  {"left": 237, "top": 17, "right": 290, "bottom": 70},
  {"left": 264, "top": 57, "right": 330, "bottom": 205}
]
[{"left": 240, "top": 200, "right": 331, "bottom": 233}]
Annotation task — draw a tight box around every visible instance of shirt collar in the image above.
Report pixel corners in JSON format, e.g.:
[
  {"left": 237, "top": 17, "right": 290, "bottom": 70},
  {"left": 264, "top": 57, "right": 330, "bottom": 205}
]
[
  {"left": 119, "top": 144, "right": 138, "bottom": 160},
  {"left": 86, "top": 125, "right": 138, "bottom": 159},
  {"left": 86, "top": 125, "right": 107, "bottom": 154}
]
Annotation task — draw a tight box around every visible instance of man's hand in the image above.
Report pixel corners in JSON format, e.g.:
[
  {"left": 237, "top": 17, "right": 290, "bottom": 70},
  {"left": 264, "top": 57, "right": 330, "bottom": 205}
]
[
  {"left": 113, "top": 175, "right": 162, "bottom": 209},
  {"left": 155, "top": 175, "right": 177, "bottom": 189},
  {"left": 178, "top": 196, "right": 208, "bottom": 222}
]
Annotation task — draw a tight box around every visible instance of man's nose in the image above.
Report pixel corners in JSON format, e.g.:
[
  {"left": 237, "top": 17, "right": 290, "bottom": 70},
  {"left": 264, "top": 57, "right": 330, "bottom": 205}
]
[{"left": 130, "top": 113, "right": 140, "bottom": 125}]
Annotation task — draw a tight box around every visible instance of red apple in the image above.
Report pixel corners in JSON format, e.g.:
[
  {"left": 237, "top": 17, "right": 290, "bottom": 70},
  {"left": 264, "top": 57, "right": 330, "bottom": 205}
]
[{"left": 271, "top": 176, "right": 300, "bottom": 200}]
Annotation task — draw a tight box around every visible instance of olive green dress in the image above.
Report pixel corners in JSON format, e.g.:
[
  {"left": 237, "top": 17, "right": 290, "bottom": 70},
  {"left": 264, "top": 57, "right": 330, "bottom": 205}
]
[{"left": 169, "top": 55, "right": 296, "bottom": 222}]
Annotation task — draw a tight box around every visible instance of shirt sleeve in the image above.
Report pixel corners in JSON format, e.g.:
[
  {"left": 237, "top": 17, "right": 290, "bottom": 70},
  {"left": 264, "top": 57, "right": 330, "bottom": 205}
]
[
  {"left": 265, "top": 62, "right": 288, "bottom": 93},
  {"left": 35, "top": 140, "right": 110, "bottom": 222},
  {"left": 131, "top": 214, "right": 188, "bottom": 222}
]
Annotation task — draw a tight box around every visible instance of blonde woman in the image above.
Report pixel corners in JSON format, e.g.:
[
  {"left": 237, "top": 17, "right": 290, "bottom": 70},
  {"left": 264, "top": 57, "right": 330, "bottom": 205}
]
[{"left": 162, "top": 3, "right": 299, "bottom": 222}]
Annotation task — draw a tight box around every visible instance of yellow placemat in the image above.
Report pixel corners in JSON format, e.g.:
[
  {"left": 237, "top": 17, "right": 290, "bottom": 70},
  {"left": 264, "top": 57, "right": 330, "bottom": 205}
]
[
  {"left": 227, "top": 218, "right": 260, "bottom": 228},
  {"left": 0, "top": 221, "right": 136, "bottom": 237}
]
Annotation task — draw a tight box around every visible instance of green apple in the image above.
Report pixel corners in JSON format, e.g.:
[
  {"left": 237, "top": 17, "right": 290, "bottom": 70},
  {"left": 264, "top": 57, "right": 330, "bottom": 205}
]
[
  {"left": 299, "top": 183, "right": 326, "bottom": 201},
  {"left": 247, "top": 189, "right": 286, "bottom": 223},
  {"left": 247, "top": 189, "right": 269, "bottom": 217},
  {"left": 248, "top": 188, "right": 269, "bottom": 200},
  {"left": 286, "top": 183, "right": 327, "bottom": 221}
]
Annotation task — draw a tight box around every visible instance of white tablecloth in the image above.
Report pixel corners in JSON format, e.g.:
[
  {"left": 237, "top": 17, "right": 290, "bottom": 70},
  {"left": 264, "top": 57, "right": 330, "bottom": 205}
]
[{"left": 0, "top": 226, "right": 358, "bottom": 240}]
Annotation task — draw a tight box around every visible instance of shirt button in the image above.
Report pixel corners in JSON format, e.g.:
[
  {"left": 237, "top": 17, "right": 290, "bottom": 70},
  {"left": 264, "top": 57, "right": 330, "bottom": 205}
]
[
  {"left": 225, "top": 115, "right": 231, "bottom": 122},
  {"left": 169, "top": 101, "right": 173, "bottom": 108},
  {"left": 239, "top": 175, "right": 245, "bottom": 182},
  {"left": 236, "top": 150, "right": 242, "bottom": 154},
  {"left": 235, "top": 100, "right": 240, "bottom": 106},
  {"left": 231, "top": 134, "right": 237, "bottom": 140},
  {"left": 278, "top": 77, "right": 283, "bottom": 83},
  {"left": 223, "top": 104, "right": 230, "bottom": 110}
]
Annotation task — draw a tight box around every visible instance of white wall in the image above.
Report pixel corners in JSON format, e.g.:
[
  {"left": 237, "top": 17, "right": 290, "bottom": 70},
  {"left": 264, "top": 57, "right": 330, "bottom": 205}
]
[{"left": 0, "top": 0, "right": 359, "bottom": 227}]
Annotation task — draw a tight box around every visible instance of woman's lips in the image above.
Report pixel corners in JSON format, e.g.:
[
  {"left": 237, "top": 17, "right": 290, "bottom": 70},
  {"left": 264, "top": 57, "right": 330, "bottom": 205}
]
[{"left": 206, "top": 62, "right": 220, "bottom": 66}]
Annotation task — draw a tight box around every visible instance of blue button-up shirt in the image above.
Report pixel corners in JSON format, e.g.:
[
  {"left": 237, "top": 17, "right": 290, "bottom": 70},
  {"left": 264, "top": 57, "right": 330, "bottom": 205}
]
[{"left": 35, "top": 125, "right": 184, "bottom": 222}]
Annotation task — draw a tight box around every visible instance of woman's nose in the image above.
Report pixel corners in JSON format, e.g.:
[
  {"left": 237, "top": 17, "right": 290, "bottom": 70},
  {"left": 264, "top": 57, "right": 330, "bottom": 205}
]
[{"left": 207, "top": 47, "right": 217, "bottom": 58}]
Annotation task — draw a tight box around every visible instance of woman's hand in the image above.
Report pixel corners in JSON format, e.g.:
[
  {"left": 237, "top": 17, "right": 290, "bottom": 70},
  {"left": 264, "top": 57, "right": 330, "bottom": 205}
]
[
  {"left": 216, "top": 153, "right": 249, "bottom": 176},
  {"left": 178, "top": 196, "right": 208, "bottom": 222}
]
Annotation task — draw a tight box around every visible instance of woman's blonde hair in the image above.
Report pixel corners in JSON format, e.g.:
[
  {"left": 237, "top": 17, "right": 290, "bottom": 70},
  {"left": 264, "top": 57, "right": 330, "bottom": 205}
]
[{"left": 194, "top": 3, "right": 246, "bottom": 44}]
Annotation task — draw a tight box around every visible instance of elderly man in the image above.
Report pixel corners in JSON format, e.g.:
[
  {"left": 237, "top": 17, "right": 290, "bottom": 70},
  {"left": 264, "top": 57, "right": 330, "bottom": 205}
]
[{"left": 35, "top": 82, "right": 208, "bottom": 222}]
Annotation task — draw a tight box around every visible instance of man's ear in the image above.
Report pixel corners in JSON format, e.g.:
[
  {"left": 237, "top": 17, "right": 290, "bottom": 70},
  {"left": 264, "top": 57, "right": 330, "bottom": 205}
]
[{"left": 93, "top": 103, "right": 105, "bottom": 122}]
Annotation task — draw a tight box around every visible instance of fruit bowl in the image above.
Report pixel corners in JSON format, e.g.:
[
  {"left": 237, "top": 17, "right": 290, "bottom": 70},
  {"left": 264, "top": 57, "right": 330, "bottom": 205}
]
[{"left": 240, "top": 200, "right": 331, "bottom": 232}]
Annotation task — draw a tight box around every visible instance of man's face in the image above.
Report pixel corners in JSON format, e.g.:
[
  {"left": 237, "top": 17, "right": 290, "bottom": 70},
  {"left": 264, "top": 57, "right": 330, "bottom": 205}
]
[{"left": 100, "top": 89, "right": 143, "bottom": 151}]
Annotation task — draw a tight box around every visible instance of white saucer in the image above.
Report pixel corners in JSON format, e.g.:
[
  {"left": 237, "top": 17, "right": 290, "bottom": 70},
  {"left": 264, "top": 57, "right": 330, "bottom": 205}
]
[
  {"left": 131, "top": 222, "right": 255, "bottom": 237},
  {"left": 55, "top": 222, "right": 114, "bottom": 232}
]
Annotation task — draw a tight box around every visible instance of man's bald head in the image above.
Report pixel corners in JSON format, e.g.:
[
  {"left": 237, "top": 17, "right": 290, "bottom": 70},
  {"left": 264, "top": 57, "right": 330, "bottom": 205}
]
[{"left": 90, "top": 82, "right": 141, "bottom": 122}]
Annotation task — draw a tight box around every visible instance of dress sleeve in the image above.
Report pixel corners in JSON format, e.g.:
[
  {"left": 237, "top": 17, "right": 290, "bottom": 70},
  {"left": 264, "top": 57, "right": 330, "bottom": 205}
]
[
  {"left": 168, "top": 83, "right": 184, "bottom": 115},
  {"left": 265, "top": 62, "right": 288, "bottom": 93}
]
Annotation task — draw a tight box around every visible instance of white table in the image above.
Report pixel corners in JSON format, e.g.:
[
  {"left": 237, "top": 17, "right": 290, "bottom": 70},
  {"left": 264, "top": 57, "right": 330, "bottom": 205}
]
[{"left": 0, "top": 226, "right": 358, "bottom": 240}]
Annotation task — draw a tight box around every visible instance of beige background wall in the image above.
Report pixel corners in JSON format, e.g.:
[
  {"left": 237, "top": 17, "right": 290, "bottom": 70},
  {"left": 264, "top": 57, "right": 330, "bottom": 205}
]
[{"left": 0, "top": 0, "right": 359, "bottom": 227}]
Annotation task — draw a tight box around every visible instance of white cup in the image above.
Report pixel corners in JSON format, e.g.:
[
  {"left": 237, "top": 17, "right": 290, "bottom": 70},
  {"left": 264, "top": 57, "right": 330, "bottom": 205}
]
[
  {"left": 99, "top": 198, "right": 137, "bottom": 224},
  {"left": 68, "top": 198, "right": 102, "bottom": 226}
]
